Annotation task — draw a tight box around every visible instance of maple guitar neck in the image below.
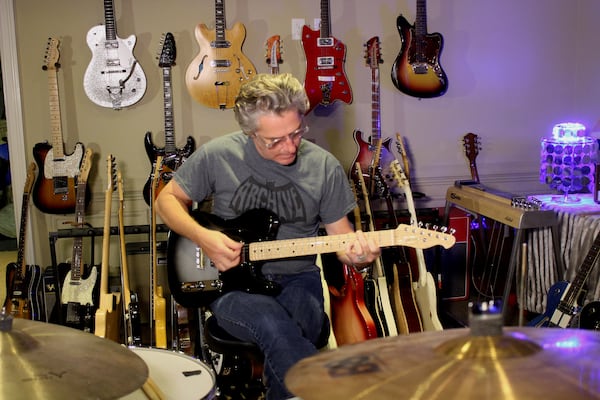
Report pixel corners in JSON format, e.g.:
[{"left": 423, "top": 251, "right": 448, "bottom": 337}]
[{"left": 151, "top": 156, "right": 167, "bottom": 349}]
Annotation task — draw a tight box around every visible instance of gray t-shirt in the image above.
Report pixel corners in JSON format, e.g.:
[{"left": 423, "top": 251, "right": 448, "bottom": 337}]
[{"left": 173, "top": 131, "right": 356, "bottom": 274}]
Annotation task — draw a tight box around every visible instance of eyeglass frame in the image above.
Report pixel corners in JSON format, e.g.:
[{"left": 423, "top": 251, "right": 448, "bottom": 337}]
[{"left": 252, "top": 123, "right": 309, "bottom": 150}]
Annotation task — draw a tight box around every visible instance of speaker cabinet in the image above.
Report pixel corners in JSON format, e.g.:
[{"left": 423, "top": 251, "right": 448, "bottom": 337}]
[{"left": 439, "top": 207, "right": 470, "bottom": 301}]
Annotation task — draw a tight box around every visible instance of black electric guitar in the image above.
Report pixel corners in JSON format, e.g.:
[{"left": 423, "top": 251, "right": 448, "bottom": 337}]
[
  {"left": 83, "top": 0, "right": 147, "bottom": 109},
  {"left": 143, "top": 32, "right": 195, "bottom": 205},
  {"left": 529, "top": 229, "right": 600, "bottom": 328},
  {"left": 117, "top": 169, "right": 142, "bottom": 346},
  {"left": 265, "top": 35, "right": 283, "bottom": 74},
  {"left": 185, "top": 0, "right": 257, "bottom": 109},
  {"left": 301, "top": 0, "right": 352, "bottom": 113},
  {"left": 391, "top": 0, "right": 448, "bottom": 98},
  {"left": 580, "top": 301, "right": 600, "bottom": 331},
  {"left": 33, "top": 38, "right": 88, "bottom": 214},
  {"left": 94, "top": 155, "right": 122, "bottom": 342},
  {"left": 168, "top": 207, "right": 455, "bottom": 308},
  {"left": 350, "top": 37, "right": 397, "bottom": 198},
  {"left": 4, "top": 162, "right": 42, "bottom": 321},
  {"left": 60, "top": 149, "right": 98, "bottom": 331}
]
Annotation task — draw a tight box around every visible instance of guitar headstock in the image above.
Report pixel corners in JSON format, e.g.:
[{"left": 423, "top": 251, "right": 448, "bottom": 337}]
[
  {"left": 106, "top": 154, "right": 118, "bottom": 193},
  {"left": 78, "top": 148, "right": 94, "bottom": 184},
  {"left": 390, "top": 160, "right": 410, "bottom": 190},
  {"left": 463, "top": 132, "right": 481, "bottom": 163},
  {"left": 265, "top": 35, "right": 283, "bottom": 68},
  {"left": 24, "top": 162, "right": 37, "bottom": 195},
  {"left": 395, "top": 133, "right": 411, "bottom": 182},
  {"left": 365, "top": 36, "right": 382, "bottom": 70},
  {"left": 42, "top": 37, "right": 60, "bottom": 71},
  {"left": 394, "top": 223, "right": 456, "bottom": 250},
  {"left": 158, "top": 32, "right": 176, "bottom": 67}
]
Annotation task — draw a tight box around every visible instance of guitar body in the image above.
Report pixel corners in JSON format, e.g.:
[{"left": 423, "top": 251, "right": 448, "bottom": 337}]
[
  {"left": 301, "top": 25, "right": 352, "bottom": 113},
  {"left": 94, "top": 294, "right": 121, "bottom": 342},
  {"left": 185, "top": 22, "right": 256, "bottom": 109},
  {"left": 528, "top": 281, "right": 570, "bottom": 327},
  {"left": 329, "top": 264, "right": 377, "bottom": 345},
  {"left": 4, "top": 263, "right": 42, "bottom": 320},
  {"left": 350, "top": 130, "right": 398, "bottom": 196},
  {"left": 83, "top": 25, "right": 146, "bottom": 109},
  {"left": 154, "top": 289, "right": 168, "bottom": 349},
  {"left": 142, "top": 133, "right": 195, "bottom": 205},
  {"left": 391, "top": 262, "right": 423, "bottom": 334},
  {"left": 391, "top": 14, "right": 448, "bottom": 98},
  {"left": 580, "top": 301, "right": 600, "bottom": 331},
  {"left": 413, "top": 272, "right": 443, "bottom": 331},
  {"left": 168, "top": 208, "right": 283, "bottom": 308},
  {"left": 362, "top": 275, "right": 385, "bottom": 337},
  {"left": 60, "top": 264, "right": 99, "bottom": 330},
  {"left": 32, "top": 141, "right": 87, "bottom": 214}
]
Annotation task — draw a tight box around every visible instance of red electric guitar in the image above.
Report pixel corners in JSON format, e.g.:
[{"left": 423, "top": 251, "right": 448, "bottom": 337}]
[
  {"left": 301, "top": 0, "right": 352, "bottom": 113},
  {"left": 391, "top": 0, "right": 448, "bottom": 98}
]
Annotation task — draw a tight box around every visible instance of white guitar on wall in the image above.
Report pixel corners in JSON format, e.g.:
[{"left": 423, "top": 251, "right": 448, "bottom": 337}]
[{"left": 83, "top": 0, "right": 147, "bottom": 109}]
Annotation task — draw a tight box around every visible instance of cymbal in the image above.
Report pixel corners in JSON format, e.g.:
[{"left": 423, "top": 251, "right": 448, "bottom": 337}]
[
  {"left": 286, "top": 327, "right": 600, "bottom": 399},
  {"left": 1, "top": 317, "right": 148, "bottom": 399}
]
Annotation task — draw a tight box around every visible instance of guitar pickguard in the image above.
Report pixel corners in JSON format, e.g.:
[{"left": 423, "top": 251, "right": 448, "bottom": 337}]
[
  {"left": 42, "top": 144, "right": 84, "bottom": 180},
  {"left": 61, "top": 266, "right": 98, "bottom": 306}
]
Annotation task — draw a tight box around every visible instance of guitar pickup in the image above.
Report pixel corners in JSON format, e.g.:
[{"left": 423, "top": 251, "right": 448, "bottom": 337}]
[
  {"left": 317, "top": 57, "right": 334, "bottom": 68},
  {"left": 211, "top": 60, "right": 231, "bottom": 68},
  {"left": 318, "top": 37, "right": 334, "bottom": 47}
]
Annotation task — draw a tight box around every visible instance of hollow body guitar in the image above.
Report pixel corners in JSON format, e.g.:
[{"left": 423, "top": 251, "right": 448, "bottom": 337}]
[{"left": 185, "top": 0, "right": 256, "bottom": 109}]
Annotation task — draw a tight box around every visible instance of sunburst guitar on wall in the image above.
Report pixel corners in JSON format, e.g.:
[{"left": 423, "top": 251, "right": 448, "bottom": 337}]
[
  {"left": 143, "top": 32, "right": 195, "bottom": 206},
  {"left": 391, "top": 0, "right": 448, "bottom": 98},
  {"left": 301, "top": 0, "right": 352, "bottom": 113},
  {"left": 33, "top": 38, "right": 89, "bottom": 215},
  {"left": 185, "top": 0, "right": 257, "bottom": 109},
  {"left": 83, "top": 0, "right": 147, "bottom": 109}
]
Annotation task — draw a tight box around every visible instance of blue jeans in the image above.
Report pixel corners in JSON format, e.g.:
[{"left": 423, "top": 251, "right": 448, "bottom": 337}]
[{"left": 210, "top": 269, "right": 327, "bottom": 400}]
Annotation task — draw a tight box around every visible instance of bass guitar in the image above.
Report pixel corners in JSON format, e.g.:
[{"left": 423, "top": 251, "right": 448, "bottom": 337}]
[
  {"left": 60, "top": 149, "right": 98, "bottom": 331},
  {"left": 83, "top": 0, "right": 147, "bottom": 109},
  {"left": 151, "top": 156, "right": 167, "bottom": 348},
  {"left": 4, "top": 163, "right": 42, "bottom": 320},
  {"left": 143, "top": 32, "right": 195, "bottom": 206},
  {"left": 94, "top": 155, "right": 122, "bottom": 342},
  {"left": 391, "top": 154, "right": 443, "bottom": 331},
  {"left": 391, "top": 0, "right": 448, "bottom": 98},
  {"left": 185, "top": 0, "right": 257, "bottom": 109},
  {"left": 168, "top": 208, "right": 454, "bottom": 308},
  {"left": 117, "top": 169, "right": 142, "bottom": 346},
  {"left": 33, "top": 38, "right": 87, "bottom": 215},
  {"left": 265, "top": 35, "right": 283, "bottom": 75},
  {"left": 301, "top": 0, "right": 352, "bottom": 113},
  {"left": 350, "top": 37, "right": 397, "bottom": 198},
  {"left": 529, "top": 229, "right": 600, "bottom": 328}
]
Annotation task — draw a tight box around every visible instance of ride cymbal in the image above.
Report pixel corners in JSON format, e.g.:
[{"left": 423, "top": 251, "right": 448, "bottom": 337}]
[
  {"left": 286, "top": 327, "right": 600, "bottom": 399},
  {"left": 0, "top": 316, "right": 148, "bottom": 399}
]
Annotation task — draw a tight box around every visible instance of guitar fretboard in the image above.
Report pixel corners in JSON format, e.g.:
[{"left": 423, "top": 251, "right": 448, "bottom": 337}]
[
  {"left": 47, "top": 68, "right": 65, "bottom": 159},
  {"left": 214, "top": 0, "right": 227, "bottom": 44},
  {"left": 162, "top": 67, "right": 175, "bottom": 154},
  {"left": 320, "top": 0, "right": 331, "bottom": 38},
  {"left": 103, "top": 0, "right": 117, "bottom": 41}
]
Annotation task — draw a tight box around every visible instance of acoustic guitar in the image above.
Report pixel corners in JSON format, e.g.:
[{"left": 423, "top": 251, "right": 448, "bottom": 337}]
[
  {"left": 151, "top": 156, "right": 167, "bottom": 348},
  {"left": 60, "top": 148, "right": 98, "bottom": 332},
  {"left": 33, "top": 38, "right": 88, "bottom": 215},
  {"left": 117, "top": 169, "right": 142, "bottom": 346},
  {"left": 265, "top": 35, "right": 283, "bottom": 75},
  {"left": 185, "top": 0, "right": 257, "bottom": 109},
  {"left": 83, "top": 0, "right": 147, "bottom": 109},
  {"left": 391, "top": 150, "right": 443, "bottom": 331},
  {"left": 350, "top": 37, "right": 398, "bottom": 198},
  {"left": 143, "top": 32, "right": 195, "bottom": 206},
  {"left": 391, "top": 0, "right": 448, "bottom": 98},
  {"left": 4, "top": 162, "right": 42, "bottom": 321},
  {"left": 301, "top": 0, "right": 352, "bottom": 113},
  {"left": 94, "top": 155, "right": 122, "bottom": 342}
]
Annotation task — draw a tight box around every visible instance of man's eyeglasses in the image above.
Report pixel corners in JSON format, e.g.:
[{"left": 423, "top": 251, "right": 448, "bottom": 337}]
[{"left": 253, "top": 125, "right": 309, "bottom": 150}]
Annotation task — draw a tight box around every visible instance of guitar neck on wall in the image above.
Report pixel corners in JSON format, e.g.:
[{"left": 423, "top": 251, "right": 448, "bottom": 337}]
[
  {"left": 185, "top": 0, "right": 257, "bottom": 109},
  {"left": 391, "top": 0, "right": 448, "bottom": 98},
  {"left": 4, "top": 163, "right": 42, "bottom": 321},
  {"left": 33, "top": 38, "right": 88, "bottom": 215},
  {"left": 265, "top": 35, "right": 283, "bottom": 75},
  {"left": 143, "top": 32, "right": 195, "bottom": 206},
  {"left": 94, "top": 155, "right": 122, "bottom": 342},
  {"left": 301, "top": 0, "right": 352, "bottom": 113},
  {"left": 83, "top": 0, "right": 147, "bottom": 109}
]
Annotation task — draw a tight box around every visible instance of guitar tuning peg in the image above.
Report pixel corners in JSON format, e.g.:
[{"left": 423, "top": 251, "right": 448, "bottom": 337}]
[
  {"left": 449, "top": 228, "right": 456, "bottom": 235},
  {"left": 440, "top": 226, "right": 448, "bottom": 233},
  {"left": 432, "top": 225, "right": 439, "bottom": 231}
]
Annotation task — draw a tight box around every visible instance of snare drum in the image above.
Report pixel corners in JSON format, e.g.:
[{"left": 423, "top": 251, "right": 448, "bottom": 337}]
[{"left": 120, "top": 347, "right": 216, "bottom": 400}]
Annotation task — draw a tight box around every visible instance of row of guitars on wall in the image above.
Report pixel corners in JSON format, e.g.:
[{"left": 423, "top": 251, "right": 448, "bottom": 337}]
[
  {"left": 4, "top": 153, "right": 194, "bottom": 355},
  {"left": 61, "top": 0, "right": 447, "bottom": 111}
]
